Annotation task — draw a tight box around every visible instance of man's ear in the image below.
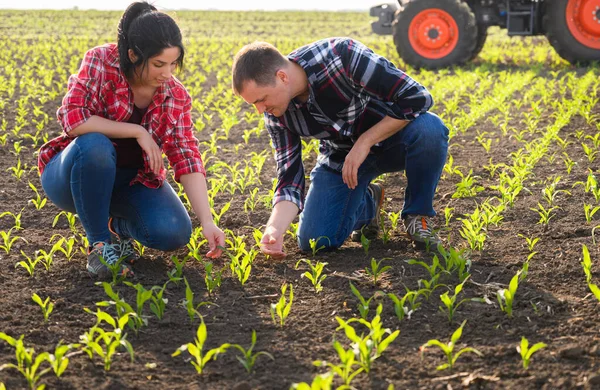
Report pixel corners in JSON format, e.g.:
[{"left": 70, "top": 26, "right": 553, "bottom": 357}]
[
  {"left": 128, "top": 49, "right": 138, "bottom": 63},
  {"left": 276, "top": 69, "right": 289, "bottom": 84}
]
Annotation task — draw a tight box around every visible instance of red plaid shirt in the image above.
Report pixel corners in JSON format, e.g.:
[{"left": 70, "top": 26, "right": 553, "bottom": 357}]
[{"left": 38, "top": 43, "right": 205, "bottom": 188}]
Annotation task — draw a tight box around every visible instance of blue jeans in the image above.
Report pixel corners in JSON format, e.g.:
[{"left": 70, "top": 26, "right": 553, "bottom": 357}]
[
  {"left": 297, "top": 112, "right": 449, "bottom": 252},
  {"left": 41, "top": 133, "right": 191, "bottom": 251}
]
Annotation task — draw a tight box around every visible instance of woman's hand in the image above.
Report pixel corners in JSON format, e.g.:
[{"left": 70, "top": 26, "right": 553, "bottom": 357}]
[
  {"left": 136, "top": 128, "right": 162, "bottom": 175},
  {"left": 202, "top": 222, "right": 225, "bottom": 259}
]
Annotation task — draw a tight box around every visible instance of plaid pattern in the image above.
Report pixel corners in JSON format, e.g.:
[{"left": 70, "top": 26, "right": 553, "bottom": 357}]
[
  {"left": 265, "top": 38, "right": 434, "bottom": 211},
  {"left": 38, "top": 43, "right": 205, "bottom": 188}
]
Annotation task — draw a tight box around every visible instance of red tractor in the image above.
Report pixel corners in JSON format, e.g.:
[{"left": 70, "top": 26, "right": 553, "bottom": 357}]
[{"left": 370, "top": 0, "right": 600, "bottom": 68}]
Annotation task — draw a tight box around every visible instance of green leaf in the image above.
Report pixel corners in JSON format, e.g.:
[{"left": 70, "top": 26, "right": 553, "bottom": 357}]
[{"left": 451, "top": 320, "right": 466, "bottom": 344}]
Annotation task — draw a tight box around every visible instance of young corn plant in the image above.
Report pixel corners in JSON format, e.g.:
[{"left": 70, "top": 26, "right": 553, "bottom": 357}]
[
  {"left": 182, "top": 277, "right": 214, "bottom": 324},
  {"left": 172, "top": 316, "right": 230, "bottom": 374},
  {"left": 52, "top": 211, "right": 78, "bottom": 234},
  {"left": 0, "top": 332, "right": 52, "bottom": 390},
  {"left": 46, "top": 342, "right": 79, "bottom": 378},
  {"left": 167, "top": 254, "right": 189, "bottom": 284},
  {"left": 231, "top": 330, "right": 274, "bottom": 373},
  {"left": 228, "top": 247, "right": 256, "bottom": 286},
  {"left": 270, "top": 283, "right": 293, "bottom": 327},
  {"left": 582, "top": 244, "right": 593, "bottom": 284},
  {"left": 360, "top": 232, "right": 371, "bottom": 256},
  {"left": 518, "top": 233, "right": 539, "bottom": 253},
  {"left": 312, "top": 342, "right": 363, "bottom": 387},
  {"left": 1, "top": 209, "right": 24, "bottom": 230},
  {"left": 203, "top": 261, "right": 225, "bottom": 296},
  {"left": 584, "top": 203, "right": 600, "bottom": 223},
  {"left": 96, "top": 282, "right": 145, "bottom": 335},
  {"left": 420, "top": 320, "right": 482, "bottom": 371},
  {"left": 79, "top": 309, "right": 135, "bottom": 371},
  {"left": 387, "top": 290, "right": 420, "bottom": 321},
  {"left": 309, "top": 236, "right": 330, "bottom": 257},
  {"left": 149, "top": 282, "right": 169, "bottom": 320},
  {"left": 49, "top": 234, "right": 76, "bottom": 261},
  {"left": 436, "top": 246, "right": 472, "bottom": 282},
  {"left": 28, "top": 181, "right": 47, "bottom": 210},
  {"left": 16, "top": 250, "right": 41, "bottom": 277},
  {"left": 349, "top": 282, "right": 378, "bottom": 320},
  {"left": 517, "top": 336, "right": 547, "bottom": 370},
  {"left": 365, "top": 258, "right": 391, "bottom": 285},
  {"left": 335, "top": 304, "right": 399, "bottom": 374},
  {"left": 124, "top": 282, "right": 155, "bottom": 327},
  {"left": 438, "top": 277, "right": 488, "bottom": 324},
  {"left": 497, "top": 270, "right": 523, "bottom": 318},
  {"left": 295, "top": 259, "right": 328, "bottom": 293},
  {"left": 31, "top": 293, "right": 54, "bottom": 323},
  {"left": 0, "top": 227, "right": 27, "bottom": 254},
  {"left": 530, "top": 202, "right": 560, "bottom": 225}
]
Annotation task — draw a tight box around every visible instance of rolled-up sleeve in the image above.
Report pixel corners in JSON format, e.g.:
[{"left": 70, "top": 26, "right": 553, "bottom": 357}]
[
  {"left": 335, "top": 38, "right": 433, "bottom": 120},
  {"left": 56, "top": 49, "right": 104, "bottom": 136},
  {"left": 265, "top": 115, "right": 305, "bottom": 211},
  {"left": 164, "top": 96, "right": 206, "bottom": 182}
]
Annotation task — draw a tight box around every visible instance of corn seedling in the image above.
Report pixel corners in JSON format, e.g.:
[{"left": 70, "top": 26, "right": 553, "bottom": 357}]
[
  {"left": 80, "top": 309, "right": 135, "bottom": 371},
  {"left": 582, "top": 142, "right": 598, "bottom": 163},
  {"left": 0, "top": 332, "right": 51, "bottom": 390},
  {"left": 530, "top": 203, "right": 559, "bottom": 225},
  {"left": 438, "top": 277, "right": 487, "bottom": 324},
  {"left": 270, "top": 283, "right": 293, "bottom": 327},
  {"left": 517, "top": 336, "right": 547, "bottom": 370},
  {"left": 124, "top": 282, "right": 155, "bottom": 327},
  {"left": 286, "top": 222, "right": 299, "bottom": 241},
  {"left": 387, "top": 290, "right": 420, "bottom": 321},
  {"left": 346, "top": 304, "right": 400, "bottom": 358},
  {"left": 295, "top": 259, "right": 328, "bottom": 293},
  {"left": 149, "top": 282, "right": 169, "bottom": 320},
  {"left": 420, "top": 320, "right": 482, "bottom": 371},
  {"left": 349, "top": 282, "right": 379, "bottom": 320},
  {"left": 231, "top": 330, "right": 274, "bottom": 373},
  {"left": 50, "top": 234, "right": 76, "bottom": 261},
  {"left": 182, "top": 277, "right": 214, "bottom": 324},
  {"left": 0, "top": 227, "right": 26, "bottom": 254},
  {"left": 309, "top": 236, "right": 330, "bottom": 257},
  {"left": 27, "top": 181, "right": 47, "bottom": 210},
  {"left": 1, "top": 209, "right": 23, "bottom": 230},
  {"left": 584, "top": 203, "right": 600, "bottom": 223},
  {"left": 312, "top": 342, "right": 363, "bottom": 387},
  {"left": 36, "top": 249, "right": 55, "bottom": 272},
  {"left": 204, "top": 261, "right": 225, "bottom": 296},
  {"left": 518, "top": 234, "right": 539, "bottom": 253},
  {"left": 561, "top": 153, "right": 576, "bottom": 174},
  {"left": 172, "top": 316, "right": 230, "bottom": 374},
  {"left": 168, "top": 254, "right": 189, "bottom": 284},
  {"left": 98, "top": 254, "right": 129, "bottom": 286},
  {"left": 541, "top": 177, "right": 570, "bottom": 207},
  {"left": 46, "top": 342, "right": 79, "bottom": 378},
  {"left": 436, "top": 246, "right": 472, "bottom": 282},
  {"left": 228, "top": 247, "right": 256, "bottom": 286},
  {"left": 52, "top": 211, "right": 77, "bottom": 234},
  {"left": 497, "top": 270, "right": 522, "bottom": 318},
  {"left": 406, "top": 256, "right": 442, "bottom": 280},
  {"left": 31, "top": 293, "right": 54, "bottom": 323},
  {"left": 16, "top": 250, "right": 41, "bottom": 277},
  {"left": 452, "top": 169, "right": 484, "bottom": 199},
  {"left": 582, "top": 244, "right": 593, "bottom": 284},
  {"left": 364, "top": 257, "right": 391, "bottom": 285},
  {"left": 96, "top": 282, "right": 145, "bottom": 335}
]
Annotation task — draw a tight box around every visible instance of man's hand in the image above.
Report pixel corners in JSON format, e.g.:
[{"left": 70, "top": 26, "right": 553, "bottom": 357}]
[
  {"left": 342, "top": 141, "right": 370, "bottom": 189},
  {"left": 260, "top": 226, "right": 286, "bottom": 260},
  {"left": 202, "top": 222, "right": 225, "bottom": 258}
]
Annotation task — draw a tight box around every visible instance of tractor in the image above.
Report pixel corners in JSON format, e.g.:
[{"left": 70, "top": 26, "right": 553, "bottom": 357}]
[{"left": 370, "top": 0, "right": 600, "bottom": 68}]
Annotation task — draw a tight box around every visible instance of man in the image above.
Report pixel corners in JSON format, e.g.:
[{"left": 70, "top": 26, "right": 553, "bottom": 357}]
[{"left": 232, "top": 37, "right": 448, "bottom": 259}]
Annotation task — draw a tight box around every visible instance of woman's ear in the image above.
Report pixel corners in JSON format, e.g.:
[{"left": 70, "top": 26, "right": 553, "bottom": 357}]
[{"left": 128, "top": 49, "right": 138, "bottom": 63}]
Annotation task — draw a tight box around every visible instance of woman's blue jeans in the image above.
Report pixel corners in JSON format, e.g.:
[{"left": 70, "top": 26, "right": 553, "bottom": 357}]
[
  {"left": 40, "top": 133, "right": 191, "bottom": 250},
  {"left": 297, "top": 112, "right": 449, "bottom": 252}
]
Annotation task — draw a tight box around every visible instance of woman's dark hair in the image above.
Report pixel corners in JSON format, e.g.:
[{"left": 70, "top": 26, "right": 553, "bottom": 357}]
[{"left": 117, "top": 1, "right": 185, "bottom": 80}]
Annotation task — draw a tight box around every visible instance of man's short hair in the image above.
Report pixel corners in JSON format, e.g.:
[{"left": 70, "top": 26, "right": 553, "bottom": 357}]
[{"left": 232, "top": 42, "right": 288, "bottom": 94}]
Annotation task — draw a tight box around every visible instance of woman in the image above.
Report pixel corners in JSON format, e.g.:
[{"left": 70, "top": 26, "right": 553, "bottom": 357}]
[{"left": 38, "top": 1, "right": 224, "bottom": 279}]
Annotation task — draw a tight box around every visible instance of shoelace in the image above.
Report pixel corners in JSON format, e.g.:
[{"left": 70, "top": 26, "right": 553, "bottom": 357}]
[
  {"left": 120, "top": 239, "right": 136, "bottom": 258},
  {"left": 405, "top": 216, "right": 435, "bottom": 238},
  {"left": 92, "top": 241, "right": 121, "bottom": 265}
]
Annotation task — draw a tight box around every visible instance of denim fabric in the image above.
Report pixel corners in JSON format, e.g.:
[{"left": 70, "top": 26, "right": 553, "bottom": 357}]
[
  {"left": 297, "top": 112, "right": 449, "bottom": 251},
  {"left": 41, "top": 132, "right": 191, "bottom": 251}
]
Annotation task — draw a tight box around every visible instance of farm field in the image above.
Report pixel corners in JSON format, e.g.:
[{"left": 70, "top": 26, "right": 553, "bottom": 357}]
[{"left": 1, "top": 8, "right": 600, "bottom": 390}]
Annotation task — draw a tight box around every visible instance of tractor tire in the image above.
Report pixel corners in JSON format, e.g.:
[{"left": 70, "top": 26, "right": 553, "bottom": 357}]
[
  {"left": 469, "top": 23, "right": 488, "bottom": 60},
  {"left": 391, "top": 0, "right": 478, "bottom": 69},
  {"left": 544, "top": 0, "right": 600, "bottom": 65}
]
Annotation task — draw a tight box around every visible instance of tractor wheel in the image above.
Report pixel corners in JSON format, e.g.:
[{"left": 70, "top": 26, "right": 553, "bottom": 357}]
[
  {"left": 391, "top": 0, "right": 478, "bottom": 69},
  {"left": 544, "top": 0, "right": 600, "bottom": 64},
  {"left": 469, "top": 23, "right": 488, "bottom": 60}
]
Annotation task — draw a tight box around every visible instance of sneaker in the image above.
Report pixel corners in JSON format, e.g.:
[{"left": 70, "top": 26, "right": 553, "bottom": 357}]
[
  {"left": 87, "top": 241, "right": 132, "bottom": 279},
  {"left": 109, "top": 217, "right": 139, "bottom": 265},
  {"left": 351, "top": 183, "right": 385, "bottom": 242},
  {"left": 403, "top": 215, "right": 442, "bottom": 250}
]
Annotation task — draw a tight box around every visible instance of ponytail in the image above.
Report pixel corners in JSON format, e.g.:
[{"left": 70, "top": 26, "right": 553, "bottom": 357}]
[{"left": 117, "top": 1, "right": 184, "bottom": 79}]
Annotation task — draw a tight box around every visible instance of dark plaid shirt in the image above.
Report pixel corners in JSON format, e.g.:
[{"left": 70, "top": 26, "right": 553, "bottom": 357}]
[{"left": 265, "top": 37, "right": 434, "bottom": 210}]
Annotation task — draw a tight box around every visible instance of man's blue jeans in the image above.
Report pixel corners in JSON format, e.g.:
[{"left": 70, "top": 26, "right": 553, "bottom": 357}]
[
  {"left": 41, "top": 133, "right": 191, "bottom": 250},
  {"left": 297, "top": 112, "right": 449, "bottom": 252}
]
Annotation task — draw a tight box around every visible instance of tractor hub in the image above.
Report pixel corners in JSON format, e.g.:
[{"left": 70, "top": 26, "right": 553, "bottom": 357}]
[
  {"left": 408, "top": 9, "right": 459, "bottom": 59},
  {"left": 566, "top": 0, "right": 600, "bottom": 49}
]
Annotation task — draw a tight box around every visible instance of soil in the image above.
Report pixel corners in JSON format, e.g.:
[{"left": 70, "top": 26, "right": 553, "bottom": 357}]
[{"left": 1, "top": 33, "right": 600, "bottom": 390}]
